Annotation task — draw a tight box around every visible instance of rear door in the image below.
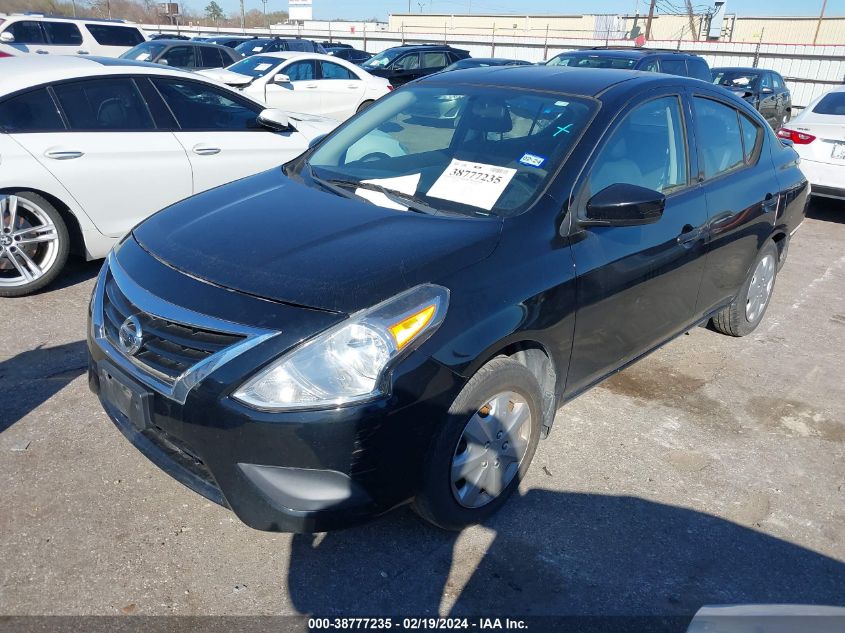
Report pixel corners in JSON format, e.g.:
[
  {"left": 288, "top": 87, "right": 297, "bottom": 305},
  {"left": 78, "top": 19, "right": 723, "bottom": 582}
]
[
  {"left": 7, "top": 78, "right": 192, "bottom": 237},
  {"left": 265, "top": 59, "right": 321, "bottom": 114},
  {"left": 41, "top": 21, "right": 86, "bottom": 55},
  {"left": 758, "top": 72, "right": 778, "bottom": 125},
  {"left": 152, "top": 77, "right": 310, "bottom": 193},
  {"left": 691, "top": 93, "right": 780, "bottom": 316},
  {"left": 420, "top": 50, "right": 449, "bottom": 77},
  {"left": 566, "top": 91, "right": 708, "bottom": 393},
  {"left": 316, "top": 59, "right": 365, "bottom": 120}
]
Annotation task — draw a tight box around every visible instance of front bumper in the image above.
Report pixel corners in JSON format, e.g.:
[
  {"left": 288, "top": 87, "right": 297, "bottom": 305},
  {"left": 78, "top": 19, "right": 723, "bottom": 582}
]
[{"left": 88, "top": 241, "right": 464, "bottom": 533}]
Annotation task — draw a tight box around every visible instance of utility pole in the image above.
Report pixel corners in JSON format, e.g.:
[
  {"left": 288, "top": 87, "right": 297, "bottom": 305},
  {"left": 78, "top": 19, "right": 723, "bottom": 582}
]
[
  {"left": 684, "top": 0, "right": 698, "bottom": 40},
  {"left": 644, "top": 0, "right": 656, "bottom": 41},
  {"left": 240, "top": 0, "right": 246, "bottom": 33},
  {"left": 261, "top": 0, "right": 269, "bottom": 29},
  {"left": 813, "top": 0, "right": 828, "bottom": 45}
]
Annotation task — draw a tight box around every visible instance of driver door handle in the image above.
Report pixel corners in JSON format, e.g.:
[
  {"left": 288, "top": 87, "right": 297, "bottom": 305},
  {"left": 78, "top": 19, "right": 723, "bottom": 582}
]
[
  {"left": 762, "top": 193, "right": 778, "bottom": 214},
  {"left": 192, "top": 145, "right": 221, "bottom": 156},
  {"left": 45, "top": 149, "right": 84, "bottom": 160},
  {"left": 677, "top": 224, "right": 702, "bottom": 246},
  {"left": 304, "top": 83, "right": 318, "bottom": 89}
]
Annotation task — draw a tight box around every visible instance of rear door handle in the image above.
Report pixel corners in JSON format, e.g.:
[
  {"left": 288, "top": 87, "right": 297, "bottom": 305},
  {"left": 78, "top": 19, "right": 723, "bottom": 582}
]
[
  {"left": 192, "top": 145, "right": 221, "bottom": 156},
  {"left": 304, "top": 83, "right": 318, "bottom": 89},
  {"left": 762, "top": 193, "right": 778, "bottom": 214},
  {"left": 35, "top": 49, "right": 49, "bottom": 54},
  {"left": 346, "top": 84, "right": 359, "bottom": 89},
  {"left": 77, "top": 50, "right": 90, "bottom": 55},
  {"left": 44, "top": 150, "right": 84, "bottom": 160}
]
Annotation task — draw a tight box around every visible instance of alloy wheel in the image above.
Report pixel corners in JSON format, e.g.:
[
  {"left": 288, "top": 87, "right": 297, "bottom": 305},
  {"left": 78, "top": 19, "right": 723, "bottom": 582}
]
[
  {"left": 746, "top": 254, "right": 775, "bottom": 322},
  {"left": 0, "top": 195, "right": 60, "bottom": 289},
  {"left": 450, "top": 390, "right": 533, "bottom": 508}
]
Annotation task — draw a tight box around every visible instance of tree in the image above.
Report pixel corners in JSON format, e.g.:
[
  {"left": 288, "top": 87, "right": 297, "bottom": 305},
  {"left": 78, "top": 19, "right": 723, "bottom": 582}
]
[{"left": 205, "top": 0, "right": 225, "bottom": 27}]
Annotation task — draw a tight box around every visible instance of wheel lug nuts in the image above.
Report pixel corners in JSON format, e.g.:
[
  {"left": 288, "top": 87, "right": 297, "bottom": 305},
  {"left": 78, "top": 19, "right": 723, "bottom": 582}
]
[
  {"left": 494, "top": 460, "right": 500, "bottom": 468},
  {"left": 482, "top": 460, "right": 488, "bottom": 468},
  {"left": 502, "top": 442, "right": 508, "bottom": 450},
  {"left": 496, "top": 431, "right": 503, "bottom": 439},
  {"left": 484, "top": 441, "right": 490, "bottom": 449}
]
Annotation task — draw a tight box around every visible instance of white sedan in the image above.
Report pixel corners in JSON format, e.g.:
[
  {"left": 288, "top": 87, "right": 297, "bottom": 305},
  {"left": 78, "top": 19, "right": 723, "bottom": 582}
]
[
  {"left": 778, "top": 85, "right": 845, "bottom": 200},
  {"left": 198, "top": 52, "right": 392, "bottom": 122},
  {"left": 0, "top": 56, "right": 341, "bottom": 296}
]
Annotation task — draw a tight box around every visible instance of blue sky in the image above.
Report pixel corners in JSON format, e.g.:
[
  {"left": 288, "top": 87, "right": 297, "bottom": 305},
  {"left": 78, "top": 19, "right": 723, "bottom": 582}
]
[{"left": 212, "top": 0, "right": 841, "bottom": 21}]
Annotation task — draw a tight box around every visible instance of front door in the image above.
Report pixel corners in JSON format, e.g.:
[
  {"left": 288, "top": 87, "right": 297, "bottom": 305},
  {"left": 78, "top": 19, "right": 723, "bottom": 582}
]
[
  {"left": 389, "top": 53, "right": 422, "bottom": 86},
  {"left": 152, "top": 77, "right": 309, "bottom": 193},
  {"left": 265, "top": 59, "right": 321, "bottom": 115},
  {"left": 566, "top": 92, "right": 708, "bottom": 394}
]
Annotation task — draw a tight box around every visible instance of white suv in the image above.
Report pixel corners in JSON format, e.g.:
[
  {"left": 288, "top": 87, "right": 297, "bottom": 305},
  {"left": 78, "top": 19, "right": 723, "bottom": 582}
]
[{"left": 0, "top": 14, "right": 147, "bottom": 58}]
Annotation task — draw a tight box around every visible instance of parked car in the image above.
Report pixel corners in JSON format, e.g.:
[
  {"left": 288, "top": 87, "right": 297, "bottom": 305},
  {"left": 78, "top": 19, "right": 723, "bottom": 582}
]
[
  {"left": 234, "top": 37, "right": 325, "bottom": 57},
  {"left": 149, "top": 33, "right": 190, "bottom": 41},
  {"left": 0, "top": 56, "right": 343, "bottom": 297},
  {"left": 360, "top": 44, "right": 470, "bottom": 86},
  {"left": 325, "top": 46, "right": 372, "bottom": 64},
  {"left": 120, "top": 39, "right": 241, "bottom": 70},
  {"left": 778, "top": 85, "right": 845, "bottom": 200},
  {"left": 203, "top": 35, "right": 256, "bottom": 49},
  {"left": 87, "top": 65, "right": 807, "bottom": 533},
  {"left": 443, "top": 57, "right": 531, "bottom": 71},
  {"left": 198, "top": 52, "right": 392, "bottom": 121},
  {"left": 546, "top": 47, "right": 710, "bottom": 82},
  {"left": 712, "top": 67, "right": 792, "bottom": 128},
  {"left": 0, "top": 15, "right": 146, "bottom": 58}
]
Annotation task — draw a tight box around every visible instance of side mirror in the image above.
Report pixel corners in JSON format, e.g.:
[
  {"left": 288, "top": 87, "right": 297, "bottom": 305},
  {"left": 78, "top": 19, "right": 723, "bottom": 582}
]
[
  {"left": 583, "top": 183, "right": 665, "bottom": 227},
  {"left": 257, "top": 108, "right": 290, "bottom": 132},
  {"left": 0, "top": 32, "right": 15, "bottom": 43},
  {"left": 273, "top": 73, "right": 291, "bottom": 84},
  {"left": 157, "top": 58, "right": 169, "bottom": 65}
]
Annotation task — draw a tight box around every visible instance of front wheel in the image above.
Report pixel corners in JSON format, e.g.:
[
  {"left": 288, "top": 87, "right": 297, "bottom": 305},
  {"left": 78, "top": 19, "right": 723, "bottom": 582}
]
[
  {"left": 413, "top": 357, "right": 543, "bottom": 530},
  {"left": 0, "top": 192, "right": 69, "bottom": 297},
  {"left": 711, "top": 240, "right": 778, "bottom": 337}
]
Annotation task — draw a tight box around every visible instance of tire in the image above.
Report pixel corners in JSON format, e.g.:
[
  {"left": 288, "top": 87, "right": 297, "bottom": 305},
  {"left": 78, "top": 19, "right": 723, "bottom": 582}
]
[
  {"left": 0, "top": 191, "right": 69, "bottom": 298},
  {"left": 413, "top": 357, "right": 543, "bottom": 531},
  {"left": 356, "top": 100, "right": 374, "bottom": 113},
  {"left": 776, "top": 236, "right": 789, "bottom": 272},
  {"left": 711, "top": 240, "right": 778, "bottom": 337}
]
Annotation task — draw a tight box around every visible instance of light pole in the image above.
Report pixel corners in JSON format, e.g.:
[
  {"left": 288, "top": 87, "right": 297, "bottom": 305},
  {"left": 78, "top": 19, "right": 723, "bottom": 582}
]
[
  {"left": 240, "top": 0, "right": 245, "bottom": 33},
  {"left": 813, "top": 0, "right": 828, "bottom": 45},
  {"left": 261, "top": 0, "right": 269, "bottom": 29}
]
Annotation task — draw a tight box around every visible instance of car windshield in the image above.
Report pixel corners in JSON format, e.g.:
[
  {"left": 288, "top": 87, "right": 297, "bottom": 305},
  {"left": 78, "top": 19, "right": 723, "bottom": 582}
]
[
  {"left": 712, "top": 70, "right": 760, "bottom": 88},
  {"left": 235, "top": 39, "right": 271, "bottom": 55},
  {"left": 119, "top": 41, "right": 167, "bottom": 61},
  {"left": 225, "top": 55, "right": 283, "bottom": 78},
  {"left": 813, "top": 92, "right": 845, "bottom": 115},
  {"left": 306, "top": 84, "right": 595, "bottom": 218},
  {"left": 547, "top": 53, "right": 637, "bottom": 69},
  {"left": 361, "top": 48, "right": 403, "bottom": 69}
]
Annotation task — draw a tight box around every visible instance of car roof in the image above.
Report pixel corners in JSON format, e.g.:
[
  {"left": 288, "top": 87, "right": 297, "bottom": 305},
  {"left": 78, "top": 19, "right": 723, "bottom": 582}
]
[
  {"left": 0, "top": 55, "right": 215, "bottom": 96},
  {"left": 556, "top": 48, "right": 697, "bottom": 59},
  {"left": 0, "top": 14, "right": 140, "bottom": 26},
  {"left": 420, "top": 64, "right": 695, "bottom": 97},
  {"left": 384, "top": 44, "right": 455, "bottom": 52},
  {"left": 712, "top": 66, "right": 764, "bottom": 73}
]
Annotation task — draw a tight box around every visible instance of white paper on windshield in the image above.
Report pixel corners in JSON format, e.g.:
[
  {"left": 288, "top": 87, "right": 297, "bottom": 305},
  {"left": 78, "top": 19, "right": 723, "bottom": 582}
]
[
  {"left": 254, "top": 62, "right": 272, "bottom": 71},
  {"left": 354, "top": 174, "right": 421, "bottom": 211},
  {"left": 252, "top": 46, "right": 263, "bottom": 52},
  {"left": 426, "top": 160, "right": 516, "bottom": 210},
  {"left": 136, "top": 53, "right": 151, "bottom": 61}
]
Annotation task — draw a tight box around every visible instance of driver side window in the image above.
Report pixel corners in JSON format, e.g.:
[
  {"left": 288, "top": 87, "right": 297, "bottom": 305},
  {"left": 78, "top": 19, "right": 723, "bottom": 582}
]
[
  {"left": 585, "top": 96, "right": 688, "bottom": 200},
  {"left": 284, "top": 60, "right": 316, "bottom": 81},
  {"left": 152, "top": 79, "right": 261, "bottom": 130}
]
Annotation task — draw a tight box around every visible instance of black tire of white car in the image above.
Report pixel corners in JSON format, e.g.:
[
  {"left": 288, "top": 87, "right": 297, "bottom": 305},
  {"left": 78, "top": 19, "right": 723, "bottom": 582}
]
[
  {"left": 711, "top": 240, "right": 779, "bottom": 337},
  {"left": 0, "top": 191, "right": 69, "bottom": 298},
  {"left": 357, "top": 100, "right": 375, "bottom": 113},
  {"left": 413, "top": 357, "right": 542, "bottom": 531}
]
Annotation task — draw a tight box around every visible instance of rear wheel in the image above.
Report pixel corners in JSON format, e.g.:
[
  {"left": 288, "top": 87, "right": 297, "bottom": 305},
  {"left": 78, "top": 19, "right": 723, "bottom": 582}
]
[
  {"left": 413, "top": 358, "right": 542, "bottom": 530},
  {"left": 711, "top": 240, "right": 778, "bottom": 337},
  {"left": 356, "top": 100, "right": 374, "bottom": 113},
  {"left": 0, "top": 192, "right": 69, "bottom": 297}
]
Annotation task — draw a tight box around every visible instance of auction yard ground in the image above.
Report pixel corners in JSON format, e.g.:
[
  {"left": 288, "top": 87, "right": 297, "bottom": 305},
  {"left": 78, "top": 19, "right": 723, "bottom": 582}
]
[{"left": 1, "top": 199, "right": 844, "bottom": 616}]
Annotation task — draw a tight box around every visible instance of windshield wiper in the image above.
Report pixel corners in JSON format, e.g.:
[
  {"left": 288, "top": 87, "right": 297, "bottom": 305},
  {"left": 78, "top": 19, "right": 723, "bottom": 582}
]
[{"left": 309, "top": 168, "right": 438, "bottom": 215}]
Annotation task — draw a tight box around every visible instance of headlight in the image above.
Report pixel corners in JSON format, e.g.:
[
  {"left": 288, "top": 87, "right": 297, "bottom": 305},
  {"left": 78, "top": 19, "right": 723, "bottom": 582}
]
[{"left": 232, "top": 284, "right": 449, "bottom": 410}]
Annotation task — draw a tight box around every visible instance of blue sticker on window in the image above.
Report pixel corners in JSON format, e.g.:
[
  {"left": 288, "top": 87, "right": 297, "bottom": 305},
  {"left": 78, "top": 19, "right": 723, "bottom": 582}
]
[{"left": 519, "top": 153, "right": 547, "bottom": 168}]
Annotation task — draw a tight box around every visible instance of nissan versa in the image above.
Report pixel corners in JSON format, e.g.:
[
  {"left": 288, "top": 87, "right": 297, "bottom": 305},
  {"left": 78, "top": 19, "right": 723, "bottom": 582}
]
[{"left": 88, "top": 66, "right": 807, "bottom": 532}]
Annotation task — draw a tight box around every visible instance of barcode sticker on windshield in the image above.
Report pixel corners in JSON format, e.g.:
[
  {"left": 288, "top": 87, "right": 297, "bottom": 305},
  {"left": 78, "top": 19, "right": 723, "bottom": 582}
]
[{"left": 427, "top": 159, "right": 516, "bottom": 210}]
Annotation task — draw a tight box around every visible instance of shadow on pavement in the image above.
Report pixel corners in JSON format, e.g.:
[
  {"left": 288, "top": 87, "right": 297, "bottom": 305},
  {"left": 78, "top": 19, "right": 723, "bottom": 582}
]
[
  {"left": 805, "top": 197, "right": 845, "bottom": 224},
  {"left": 287, "top": 490, "right": 845, "bottom": 620},
  {"left": 0, "top": 340, "right": 88, "bottom": 433},
  {"left": 39, "top": 257, "right": 101, "bottom": 294}
]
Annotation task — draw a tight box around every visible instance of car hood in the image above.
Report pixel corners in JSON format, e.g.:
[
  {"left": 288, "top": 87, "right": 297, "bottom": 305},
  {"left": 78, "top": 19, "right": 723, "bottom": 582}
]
[
  {"left": 196, "top": 68, "right": 254, "bottom": 86},
  {"left": 132, "top": 169, "right": 501, "bottom": 313}
]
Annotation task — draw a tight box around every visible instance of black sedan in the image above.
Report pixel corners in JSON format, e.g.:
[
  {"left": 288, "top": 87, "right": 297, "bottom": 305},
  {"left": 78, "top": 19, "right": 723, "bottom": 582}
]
[
  {"left": 88, "top": 66, "right": 807, "bottom": 533},
  {"left": 712, "top": 66, "right": 793, "bottom": 128}
]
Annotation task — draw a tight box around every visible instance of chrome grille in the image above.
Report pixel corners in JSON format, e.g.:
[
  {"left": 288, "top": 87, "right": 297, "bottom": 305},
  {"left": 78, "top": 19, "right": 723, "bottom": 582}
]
[{"left": 102, "top": 272, "right": 245, "bottom": 382}]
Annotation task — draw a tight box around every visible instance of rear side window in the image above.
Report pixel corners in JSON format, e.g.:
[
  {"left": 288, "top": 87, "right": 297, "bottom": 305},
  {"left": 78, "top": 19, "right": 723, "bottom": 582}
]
[
  {"left": 0, "top": 88, "right": 64, "bottom": 132},
  {"left": 320, "top": 61, "right": 355, "bottom": 80},
  {"left": 7, "top": 21, "right": 46, "bottom": 44},
  {"left": 422, "top": 52, "right": 447, "bottom": 68},
  {"left": 813, "top": 92, "right": 845, "bottom": 115},
  {"left": 200, "top": 46, "right": 227, "bottom": 68},
  {"left": 694, "top": 97, "right": 745, "bottom": 179},
  {"left": 686, "top": 57, "right": 710, "bottom": 81},
  {"left": 739, "top": 113, "right": 762, "bottom": 164},
  {"left": 84, "top": 24, "right": 144, "bottom": 47},
  {"left": 53, "top": 78, "right": 154, "bottom": 130},
  {"left": 152, "top": 79, "right": 260, "bottom": 131},
  {"left": 659, "top": 58, "right": 687, "bottom": 77},
  {"left": 586, "top": 96, "right": 688, "bottom": 197},
  {"left": 43, "top": 22, "right": 83, "bottom": 46}
]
